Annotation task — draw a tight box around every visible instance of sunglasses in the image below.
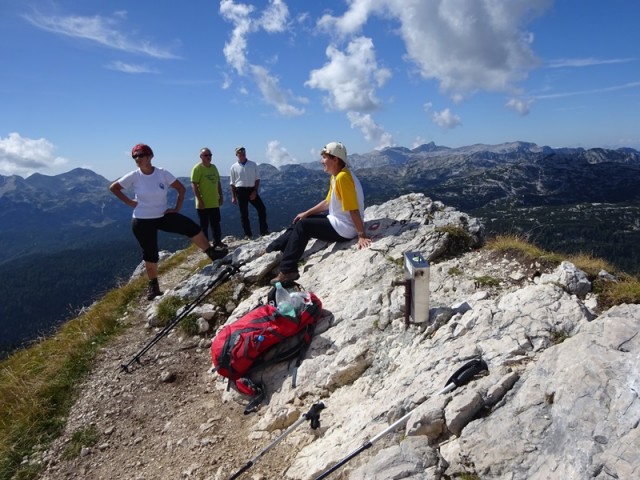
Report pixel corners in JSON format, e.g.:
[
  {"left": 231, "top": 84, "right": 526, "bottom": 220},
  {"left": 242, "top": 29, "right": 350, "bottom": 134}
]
[
  {"left": 132, "top": 154, "right": 148, "bottom": 159},
  {"left": 201, "top": 153, "right": 212, "bottom": 157}
]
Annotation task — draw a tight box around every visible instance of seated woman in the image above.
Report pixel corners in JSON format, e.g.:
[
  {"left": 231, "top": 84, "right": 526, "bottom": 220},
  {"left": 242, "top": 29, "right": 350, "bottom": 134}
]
[{"left": 268, "top": 141, "right": 371, "bottom": 284}]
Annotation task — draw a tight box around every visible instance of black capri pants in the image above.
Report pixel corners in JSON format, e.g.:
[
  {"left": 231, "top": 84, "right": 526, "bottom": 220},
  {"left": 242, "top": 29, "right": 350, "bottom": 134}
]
[{"left": 132, "top": 212, "right": 201, "bottom": 263}]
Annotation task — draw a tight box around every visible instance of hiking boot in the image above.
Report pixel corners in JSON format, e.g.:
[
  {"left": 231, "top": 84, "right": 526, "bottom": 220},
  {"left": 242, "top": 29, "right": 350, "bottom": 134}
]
[
  {"left": 147, "top": 278, "right": 163, "bottom": 301},
  {"left": 265, "top": 240, "right": 284, "bottom": 253},
  {"left": 213, "top": 241, "right": 227, "bottom": 249},
  {"left": 206, "top": 246, "right": 228, "bottom": 262},
  {"left": 270, "top": 271, "right": 300, "bottom": 285}
]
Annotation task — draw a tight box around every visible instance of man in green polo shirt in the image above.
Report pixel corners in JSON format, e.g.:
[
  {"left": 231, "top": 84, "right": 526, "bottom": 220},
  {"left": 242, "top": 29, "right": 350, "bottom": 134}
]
[{"left": 191, "top": 147, "right": 226, "bottom": 249}]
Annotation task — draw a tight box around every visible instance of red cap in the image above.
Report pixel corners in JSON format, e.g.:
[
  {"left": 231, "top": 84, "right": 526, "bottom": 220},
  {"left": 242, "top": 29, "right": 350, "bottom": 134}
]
[{"left": 131, "top": 144, "right": 154, "bottom": 158}]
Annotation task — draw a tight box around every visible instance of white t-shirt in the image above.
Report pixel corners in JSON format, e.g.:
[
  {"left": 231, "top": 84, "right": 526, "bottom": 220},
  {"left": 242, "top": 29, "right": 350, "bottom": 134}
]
[
  {"left": 117, "top": 167, "right": 176, "bottom": 219},
  {"left": 229, "top": 160, "right": 260, "bottom": 187}
]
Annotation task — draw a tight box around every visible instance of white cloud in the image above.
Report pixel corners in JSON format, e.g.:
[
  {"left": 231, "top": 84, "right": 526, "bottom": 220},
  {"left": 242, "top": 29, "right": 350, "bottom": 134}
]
[
  {"left": 23, "top": 11, "right": 179, "bottom": 59},
  {"left": 317, "top": 0, "right": 552, "bottom": 98},
  {"left": 547, "top": 57, "right": 635, "bottom": 68},
  {"left": 306, "top": 36, "right": 391, "bottom": 112},
  {"left": 506, "top": 97, "right": 532, "bottom": 115},
  {"left": 412, "top": 136, "right": 427, "bottom": 148},
  {"left": 534, "top": 81, "right": 640, "bottom": 100},
  {"left": 220, "top": 0, "right": 303, "bottom": 116},
  {"left": 251, "top": 65, "right": 306, "bottom": 116},
  {"left": 220, "top": 0, "right": 255, "bottom": 75},
  {"left": 431, "top": 108, "right": 461, "bottom": 130},
  {"left": 105, "top": 61, "right": 158, "bottom": 74},
  {"left": 265, "top": 140, "right": 297, "bottom": 168},
  {"left": 260, "top": 0, "right": 289, "bottom": 33},
  {"left": 347, "top": 111, "right": 394, "bottom": 148},
  {"left": 0, "top": 133, "right": 68, "bottom": 177}
]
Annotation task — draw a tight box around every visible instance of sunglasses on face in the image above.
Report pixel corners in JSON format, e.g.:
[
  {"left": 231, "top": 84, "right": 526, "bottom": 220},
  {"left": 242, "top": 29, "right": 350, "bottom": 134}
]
[
  {"left": 132, "top": 154, "right": 147, "bottom": 159},
  {"left": 201, "top": 153, "right": 212, "bottom": 157}
]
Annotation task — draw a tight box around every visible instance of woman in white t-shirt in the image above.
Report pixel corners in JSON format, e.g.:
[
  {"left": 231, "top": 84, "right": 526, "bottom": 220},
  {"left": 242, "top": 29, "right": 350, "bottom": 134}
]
[
  {"left": 267, "top": 141, "right": 371, "bottom": 284},
  {"left": 110, "top": 144, "right": 227, "bottom": 300}
]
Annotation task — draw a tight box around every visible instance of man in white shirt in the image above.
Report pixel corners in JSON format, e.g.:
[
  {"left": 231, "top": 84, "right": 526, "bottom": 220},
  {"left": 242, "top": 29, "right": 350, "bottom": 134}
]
[{"left": 229, "top": 146, "right": 269, "bottom": 239}]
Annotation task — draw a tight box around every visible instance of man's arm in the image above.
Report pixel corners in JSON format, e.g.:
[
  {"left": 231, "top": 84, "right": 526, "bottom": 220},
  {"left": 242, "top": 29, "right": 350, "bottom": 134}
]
[
  {"left": 250, "top": 178, "right": 260, "bottom": 200},
  {"left": 218, "top": 180, "right": 224, "bottom": 206},
  {"left": 191, "top": 182, "right": 203, "bottom": 209}
]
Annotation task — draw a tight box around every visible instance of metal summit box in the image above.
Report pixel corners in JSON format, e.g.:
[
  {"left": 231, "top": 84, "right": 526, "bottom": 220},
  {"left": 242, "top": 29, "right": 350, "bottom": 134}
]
[{"left": 404, "top": 251, "right": 430, "bottom": 324}]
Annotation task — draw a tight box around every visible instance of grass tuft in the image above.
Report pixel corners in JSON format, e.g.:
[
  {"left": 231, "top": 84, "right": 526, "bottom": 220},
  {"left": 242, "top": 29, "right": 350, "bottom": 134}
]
[
  {"left": 597, "top": 275, "right": 640, "bottom": 310},
  {"left": 0, "top": 276, "right": 146, "bottom": 480},
  {"left": 486, "top": 234, "right": 640, "bottom": 309}
]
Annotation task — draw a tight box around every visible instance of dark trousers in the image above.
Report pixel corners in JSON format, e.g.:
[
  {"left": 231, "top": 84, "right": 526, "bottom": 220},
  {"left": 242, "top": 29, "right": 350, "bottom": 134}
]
[
  {"left": 132, "top": 213, "right": 201, "bottom": 263},
  {"left": 197, "top": 207, "right": 221, "bottom": 243},
  {"left": 236, "top": 187, "right": 268, "bottom": 236},
  {"left": 268, "top": 215, "right": 349, "bottom": 273}
]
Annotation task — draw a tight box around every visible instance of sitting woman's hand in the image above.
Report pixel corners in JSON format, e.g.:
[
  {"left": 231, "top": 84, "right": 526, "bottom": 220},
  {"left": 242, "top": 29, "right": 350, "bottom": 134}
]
[
  {"left": 357, "top": 236, "right": 371, "bottom": 249},
  {"left": 293, "top": 211, "right": 308, "bottom": 223}
]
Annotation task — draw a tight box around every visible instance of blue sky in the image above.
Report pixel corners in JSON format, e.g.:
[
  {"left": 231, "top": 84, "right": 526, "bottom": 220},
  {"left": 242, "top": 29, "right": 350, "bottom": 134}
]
[{"left": 1, "top": 0, "right": 639, "bottom": 180}]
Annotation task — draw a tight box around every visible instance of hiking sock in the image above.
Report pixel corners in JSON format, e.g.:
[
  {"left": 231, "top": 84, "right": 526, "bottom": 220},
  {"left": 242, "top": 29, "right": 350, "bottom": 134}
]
[{"left": 147, "top": 278, "right": 163, "bottom": 301}]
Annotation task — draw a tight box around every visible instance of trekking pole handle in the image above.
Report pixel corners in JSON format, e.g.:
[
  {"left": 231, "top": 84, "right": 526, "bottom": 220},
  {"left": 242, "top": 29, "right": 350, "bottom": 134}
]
[
  {"left": 444, "top": 358, "right": 488, "bottom": 389},
  {"left": 305, "top": 402, "right": 325, "bottom": 429}
]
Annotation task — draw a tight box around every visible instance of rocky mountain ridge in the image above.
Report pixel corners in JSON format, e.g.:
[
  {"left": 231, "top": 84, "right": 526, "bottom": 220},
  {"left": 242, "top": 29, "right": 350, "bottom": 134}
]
[
  {"left": 36, "top": 194, "right": 639, "bottom": 480},
  {"left": 3, "top": 140, "right": 640, "bottom": 357}
]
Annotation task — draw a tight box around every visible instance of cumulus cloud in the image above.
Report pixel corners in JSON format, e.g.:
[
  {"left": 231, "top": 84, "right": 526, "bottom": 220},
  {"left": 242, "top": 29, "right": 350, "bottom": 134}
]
[
  {"left": 0, "top": 133, "right": 68, "bottom": 177},
  {"left": 260, "top": 0, "right": 289, "bottom": 33},
  {"left": 251, "top": 65, "right": 306, "bottom": 116},
  {"left": 23, "top": 11, "right": 179, "bottom": 59},
  {"left": 431, "top": 108, "right": 462, "bottom": 130},
  {"left": 220, "top": 0, "right": 304, "bottom": 116},
  {"left": 306, "top": 36, "right": 391, "bottom": 112},
  {"left": 506, "top": 97, "right": 533, "bottom": 115},
  {"left": 317, "top": 0, "right": 552, "bottom": 98},
  {"left": 347, "top": 112, "right": 394, "bottom": 148},
  {"left": 265, "top": 140, "right": 297, "bottom": 168},
  {"left": 220, "top": 0, "right": 255, "bottom": 74}
]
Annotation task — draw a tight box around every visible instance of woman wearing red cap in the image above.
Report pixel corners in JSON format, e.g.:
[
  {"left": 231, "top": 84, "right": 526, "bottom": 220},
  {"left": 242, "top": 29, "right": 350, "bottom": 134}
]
[{"left": 110, "top": 144, "right": 227, "bottom": 300}]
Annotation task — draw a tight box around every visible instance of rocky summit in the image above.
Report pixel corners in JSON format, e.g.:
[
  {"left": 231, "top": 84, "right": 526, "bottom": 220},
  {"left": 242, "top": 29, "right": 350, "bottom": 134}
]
[{"left": 39, "top": 194, "right": 639, "bottom": 480}]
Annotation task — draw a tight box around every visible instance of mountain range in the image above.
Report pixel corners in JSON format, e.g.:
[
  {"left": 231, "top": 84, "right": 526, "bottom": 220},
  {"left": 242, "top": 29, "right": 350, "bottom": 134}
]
[{"left": 1, "top": 141, "right": 639, "bottom": 356}]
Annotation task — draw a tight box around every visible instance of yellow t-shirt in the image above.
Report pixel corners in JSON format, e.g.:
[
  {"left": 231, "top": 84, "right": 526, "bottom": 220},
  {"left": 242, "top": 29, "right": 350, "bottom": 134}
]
[{"left": 325, "top": 168, "right": 364, "bottom": 239}]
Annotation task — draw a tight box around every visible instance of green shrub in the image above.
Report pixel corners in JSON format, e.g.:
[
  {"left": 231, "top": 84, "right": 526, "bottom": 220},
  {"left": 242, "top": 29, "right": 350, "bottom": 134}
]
[
  {"left": 155, "top": 296, "right": 186, "bottom": 327},
  {"left": 474, "top": 275, "right": 501, "bottom": 288},
  {"left": 62, "top": 425, "right": 100, "bottom": 460}
]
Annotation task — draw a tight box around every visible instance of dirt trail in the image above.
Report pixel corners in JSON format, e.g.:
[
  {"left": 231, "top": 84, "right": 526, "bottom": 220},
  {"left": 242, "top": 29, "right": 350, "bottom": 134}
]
[{"left": 40, "top": 249, "right": 295, "bottom": 480}]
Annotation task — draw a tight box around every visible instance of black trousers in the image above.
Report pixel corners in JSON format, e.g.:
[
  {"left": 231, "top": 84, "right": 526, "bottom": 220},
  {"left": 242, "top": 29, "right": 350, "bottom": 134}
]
[
  {"left": 236, "top": 187, "right": 268, "bottom": 236},
  {"left": 197, "top": 207, "right": 221, "bottom": 243},
  {"left": 268, "top": 215, "right": 349, "bottom": 273},
  {"left": 132, "top": 213, "right": 201, "bottom": 263}
]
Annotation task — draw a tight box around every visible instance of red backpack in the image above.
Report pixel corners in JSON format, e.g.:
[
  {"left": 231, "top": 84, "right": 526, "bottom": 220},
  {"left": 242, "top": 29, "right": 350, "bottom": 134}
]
[{"left": 211, "top": 290, "right": 322, "bottom": 411}]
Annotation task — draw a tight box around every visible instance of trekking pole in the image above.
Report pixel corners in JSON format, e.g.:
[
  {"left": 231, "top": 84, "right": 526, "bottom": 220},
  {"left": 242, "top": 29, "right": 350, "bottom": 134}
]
[
  {"left": 228, "top": 402, "right": 325, "bottom": 480},
  {"left": 313, "top": 358, "right": 488, "bottom": 480},
  {"left": 120, "top": 263, "right": 242, "bottom": 373}
]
